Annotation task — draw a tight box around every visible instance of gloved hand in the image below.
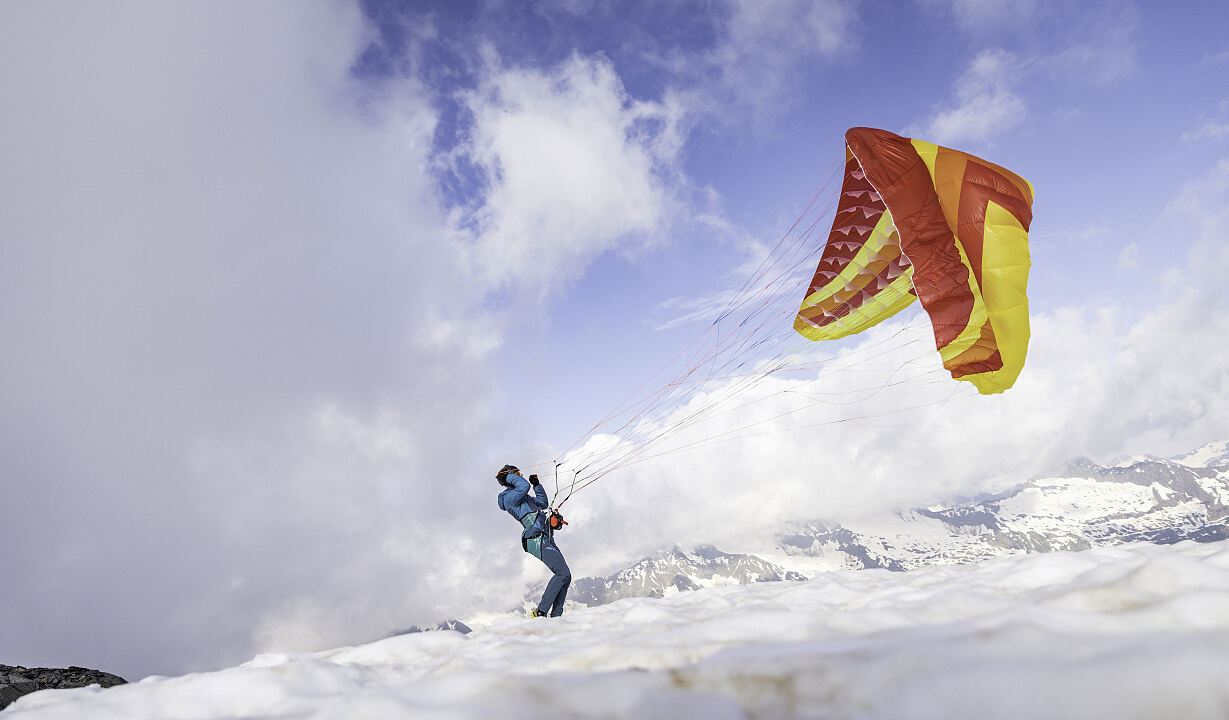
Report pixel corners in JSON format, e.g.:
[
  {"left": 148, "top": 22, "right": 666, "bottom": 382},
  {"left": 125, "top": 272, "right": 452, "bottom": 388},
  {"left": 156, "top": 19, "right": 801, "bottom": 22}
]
[{"left": 528, "top": 474, "right": 539, "bottom": 486}]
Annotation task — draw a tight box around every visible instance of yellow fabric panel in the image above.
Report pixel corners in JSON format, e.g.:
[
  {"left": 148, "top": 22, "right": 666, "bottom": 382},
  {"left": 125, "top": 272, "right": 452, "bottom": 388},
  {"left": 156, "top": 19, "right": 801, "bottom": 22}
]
[
  {"left": 958, "top": 200, "right": 1031, "bottom": 394},
  {"left": 911, "top": 139, "right": 938, "bottom": 176}
]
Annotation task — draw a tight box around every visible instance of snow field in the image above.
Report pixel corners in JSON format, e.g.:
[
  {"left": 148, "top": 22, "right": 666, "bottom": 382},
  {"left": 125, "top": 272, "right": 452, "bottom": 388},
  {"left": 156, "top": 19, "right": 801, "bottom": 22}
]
[{"left": 10, "top": 540, "right": 1229, "bottom": 719}]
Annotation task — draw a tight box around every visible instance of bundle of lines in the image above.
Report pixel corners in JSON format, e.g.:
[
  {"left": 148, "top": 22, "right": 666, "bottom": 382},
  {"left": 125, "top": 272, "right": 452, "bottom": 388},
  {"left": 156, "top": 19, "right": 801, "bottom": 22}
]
[{"left": 543, "top": 158, "right": 975, "bottom": 507}]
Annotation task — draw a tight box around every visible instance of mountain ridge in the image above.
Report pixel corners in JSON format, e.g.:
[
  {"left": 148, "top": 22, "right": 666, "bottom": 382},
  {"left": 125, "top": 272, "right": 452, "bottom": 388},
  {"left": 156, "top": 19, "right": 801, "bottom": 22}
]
[{"left": 527, "top": 441, "right": 1229, "bottom": 608}]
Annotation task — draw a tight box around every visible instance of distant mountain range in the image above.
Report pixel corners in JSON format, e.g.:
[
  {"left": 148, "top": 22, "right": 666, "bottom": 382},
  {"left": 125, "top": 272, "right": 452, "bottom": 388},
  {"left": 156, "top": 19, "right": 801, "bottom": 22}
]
[
  {"left": 554, "top": 544, "right": 807, "bottom": 608},
  {"left": 780, "top": 440, "right": 1229, "bottom": 572},
  {"left": 526, "top": 441, "right": 1229, "bottom": 609}
]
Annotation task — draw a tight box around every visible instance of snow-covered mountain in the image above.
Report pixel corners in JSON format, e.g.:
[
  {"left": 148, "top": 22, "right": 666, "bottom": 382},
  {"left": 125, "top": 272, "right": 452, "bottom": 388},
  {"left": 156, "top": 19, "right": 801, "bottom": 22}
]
[
  {"left": 1174, "top": 439, "right": 1229, "bottom": 470},
  {"left": 776, "top": 441, "right": 1229, "bottom": 573},
  {"left": 547, "top": 442, "right": 1229, "bottom": 603},
  {"left": 538, "top": 545, "right": 805, "bottom": 609}
]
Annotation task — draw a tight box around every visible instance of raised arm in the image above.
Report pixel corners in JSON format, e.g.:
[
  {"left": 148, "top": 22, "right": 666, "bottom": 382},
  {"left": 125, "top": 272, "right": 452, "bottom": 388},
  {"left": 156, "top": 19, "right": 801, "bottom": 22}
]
[
  {"left": 530, "top": 481, "right": 549, "bottom": 510},
  {"left": 502, "top": 474, "right": 530, "bottom": 507}
]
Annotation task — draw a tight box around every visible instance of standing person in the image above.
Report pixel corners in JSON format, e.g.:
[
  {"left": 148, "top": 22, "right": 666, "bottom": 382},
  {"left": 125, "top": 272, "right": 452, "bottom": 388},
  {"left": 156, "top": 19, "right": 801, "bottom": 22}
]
[{"left": 496, "top": 464, "right": 571, "bottom": 617}]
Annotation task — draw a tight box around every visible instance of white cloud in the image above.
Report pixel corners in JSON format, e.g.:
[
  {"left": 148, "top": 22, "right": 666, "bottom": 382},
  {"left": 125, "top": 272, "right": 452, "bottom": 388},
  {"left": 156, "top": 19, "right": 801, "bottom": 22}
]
[
  {"left": 453, "top": 53, "right": 686, "bottom": 302},
  {"left": 0, "top": 1, "right": 515, "bottom": 678},
  {"left": 915, "top": 49, "right": 1027, "bottom": 145}
]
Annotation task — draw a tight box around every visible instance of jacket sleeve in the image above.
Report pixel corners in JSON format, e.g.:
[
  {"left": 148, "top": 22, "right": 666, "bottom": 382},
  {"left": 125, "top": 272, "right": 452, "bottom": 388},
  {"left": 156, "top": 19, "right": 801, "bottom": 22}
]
[
  {"left": 531, "top": 482, "right": 549, "bottom": 510},
  {"left": 503, "top": 475, "right": 530, "bottom": 507}
]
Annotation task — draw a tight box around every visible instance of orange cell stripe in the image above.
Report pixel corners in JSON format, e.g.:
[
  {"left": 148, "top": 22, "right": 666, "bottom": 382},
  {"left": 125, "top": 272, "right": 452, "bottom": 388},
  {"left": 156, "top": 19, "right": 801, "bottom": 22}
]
[
  {"left": 944, "top": 321, "right": 1004, "bottom": 377},
  {"left": 931, "top": 148, "right": 967, "bottom": 243},
  {"left": 955, "top": 160, "right": 1034, "bottom": 289},
  {"left": 950, "top": 349, "right": 1004, "bottom": 378}
]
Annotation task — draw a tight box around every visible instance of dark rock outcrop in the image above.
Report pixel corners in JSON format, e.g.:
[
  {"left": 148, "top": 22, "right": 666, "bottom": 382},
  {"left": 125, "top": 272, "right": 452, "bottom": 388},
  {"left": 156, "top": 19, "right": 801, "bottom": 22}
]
[{"left": 0, "top": 664, "right": 127, "bottom": 711}]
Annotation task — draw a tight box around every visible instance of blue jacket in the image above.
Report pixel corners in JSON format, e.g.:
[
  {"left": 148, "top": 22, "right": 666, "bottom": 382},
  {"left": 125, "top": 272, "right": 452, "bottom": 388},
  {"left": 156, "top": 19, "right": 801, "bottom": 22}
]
[{"left": 498, "top": 473, "right": 550, "bottom": 540}]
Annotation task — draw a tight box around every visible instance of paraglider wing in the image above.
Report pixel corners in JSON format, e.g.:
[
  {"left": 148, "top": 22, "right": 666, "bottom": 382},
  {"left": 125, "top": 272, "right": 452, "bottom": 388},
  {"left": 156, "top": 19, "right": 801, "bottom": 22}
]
[{"left": 795, "top": 127, "right": 1034, "bottom": 394}]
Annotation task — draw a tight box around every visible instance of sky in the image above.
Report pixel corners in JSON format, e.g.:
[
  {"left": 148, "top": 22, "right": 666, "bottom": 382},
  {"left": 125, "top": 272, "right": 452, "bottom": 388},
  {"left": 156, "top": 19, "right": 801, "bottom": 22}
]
[{"left": 2, "top": 0, "right": 1228, "bottom": 682}]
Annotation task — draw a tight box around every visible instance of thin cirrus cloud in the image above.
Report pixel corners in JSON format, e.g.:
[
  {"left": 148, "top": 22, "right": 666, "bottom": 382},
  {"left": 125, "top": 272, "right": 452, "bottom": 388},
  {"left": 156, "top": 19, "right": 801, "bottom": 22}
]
[
  {"left": 922, "top": 0, "right": 1046, "bottom": 33},
  {"left": 912, "top": 3, "right": 1140, "bottom": 145},
  {"left": 623, "top": 0, "right": 858, "bottom": 127},
  {"left": 1181, "top": 101, "right": 1229, "bottom": 144},
  {"left": 913, "top": 48, "right": 1029, "bottom": 146}
]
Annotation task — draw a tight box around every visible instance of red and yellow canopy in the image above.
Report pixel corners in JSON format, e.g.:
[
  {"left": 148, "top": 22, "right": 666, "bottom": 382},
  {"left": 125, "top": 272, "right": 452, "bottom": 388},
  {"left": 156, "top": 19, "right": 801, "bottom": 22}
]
[{"left": 795, "top": 127, "right": 1034, "bottom": 394}]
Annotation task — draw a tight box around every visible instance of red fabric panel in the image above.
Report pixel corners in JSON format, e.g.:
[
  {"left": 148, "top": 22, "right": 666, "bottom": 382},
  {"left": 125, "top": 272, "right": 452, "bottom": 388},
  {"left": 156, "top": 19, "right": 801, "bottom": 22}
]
[
  {"left": 844, "top": 127, "right": 976, "bottom": 350},
  {"left": 955, "top": 157, "right": 1034, "bottom": 290}
]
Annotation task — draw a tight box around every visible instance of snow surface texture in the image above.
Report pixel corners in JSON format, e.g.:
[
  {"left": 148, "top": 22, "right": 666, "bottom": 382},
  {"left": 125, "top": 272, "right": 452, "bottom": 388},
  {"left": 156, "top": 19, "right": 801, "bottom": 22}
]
[{"left": 11, "top": 540, "right": 1229, "bottom": 719}]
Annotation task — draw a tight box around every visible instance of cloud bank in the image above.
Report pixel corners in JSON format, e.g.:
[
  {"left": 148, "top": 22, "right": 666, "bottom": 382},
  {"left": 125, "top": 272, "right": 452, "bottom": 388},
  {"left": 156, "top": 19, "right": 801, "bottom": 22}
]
[{"left": 0, "top": 2, "right": 684, "bottom": 679}]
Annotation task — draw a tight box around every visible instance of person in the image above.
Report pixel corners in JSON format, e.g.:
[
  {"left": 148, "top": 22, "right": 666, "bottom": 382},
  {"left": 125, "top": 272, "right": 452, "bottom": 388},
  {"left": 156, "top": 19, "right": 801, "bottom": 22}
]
[{"left": 496, "top": 464, "right": 571, "bottom": 617}]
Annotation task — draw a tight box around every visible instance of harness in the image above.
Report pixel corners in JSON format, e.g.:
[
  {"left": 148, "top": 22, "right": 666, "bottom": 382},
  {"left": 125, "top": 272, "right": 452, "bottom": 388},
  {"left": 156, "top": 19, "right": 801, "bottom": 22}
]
[
  {"left": 500, "top": 484, "right": 567, "bottom": 562},
  {"left": 520, "top": 511, "right": 547, "bottom": 560}
]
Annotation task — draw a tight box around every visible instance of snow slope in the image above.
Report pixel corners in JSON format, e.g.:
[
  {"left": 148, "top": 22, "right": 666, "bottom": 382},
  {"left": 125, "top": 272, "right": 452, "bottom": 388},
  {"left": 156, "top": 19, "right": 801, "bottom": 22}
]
[{"left": 11, "top": 540, "right": 1229, "bottom": 719}]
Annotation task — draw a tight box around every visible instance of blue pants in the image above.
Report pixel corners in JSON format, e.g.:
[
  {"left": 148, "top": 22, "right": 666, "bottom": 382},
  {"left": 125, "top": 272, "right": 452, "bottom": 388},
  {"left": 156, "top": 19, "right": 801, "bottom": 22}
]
[{"left": 537, "top": 544, "right": 571, "bottom": 617}]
